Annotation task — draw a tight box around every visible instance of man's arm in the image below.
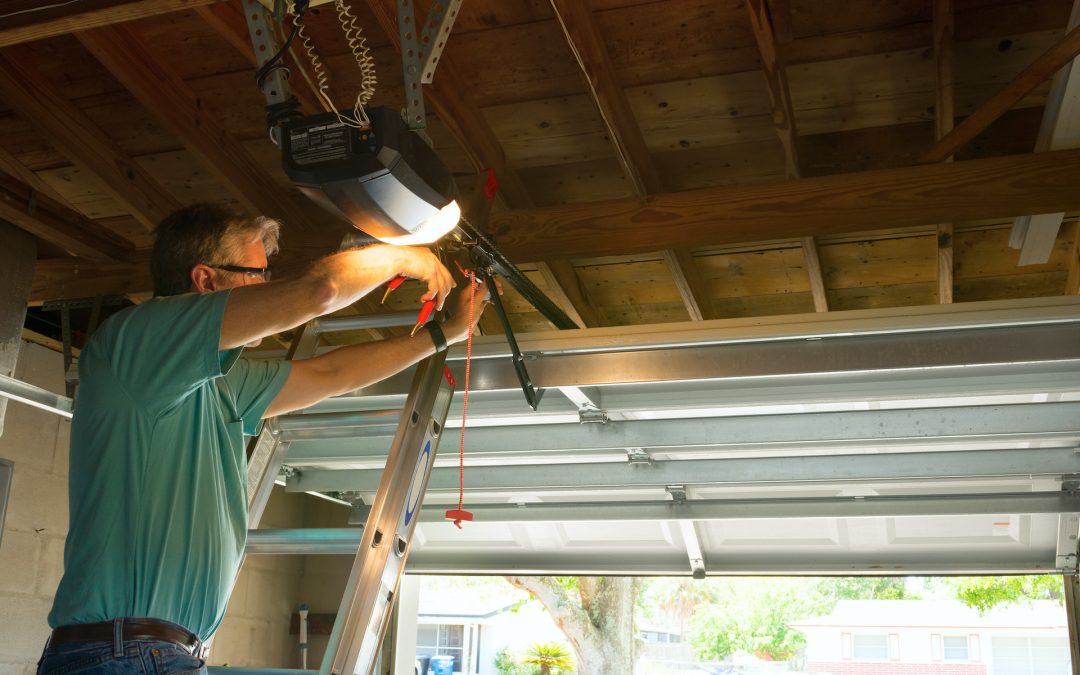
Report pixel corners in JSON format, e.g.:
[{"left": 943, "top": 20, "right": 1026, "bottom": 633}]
[
  {"left": 218, "top": 244, "right": 454, "bottom": 350},
  {"left": 263, "top": 280, "right": 489, "bottom": 417}
]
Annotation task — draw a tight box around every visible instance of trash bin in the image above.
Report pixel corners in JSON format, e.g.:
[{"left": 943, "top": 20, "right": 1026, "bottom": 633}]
[
  {"left": 415, "top": 656, "right": 431, "bottom": 675},
  {"left": 430, "top": 655, "right": 454, "bottom": 675}
]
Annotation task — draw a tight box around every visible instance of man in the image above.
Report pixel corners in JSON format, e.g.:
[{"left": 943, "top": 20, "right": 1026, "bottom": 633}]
[{"left": 38, "top": 203, "right": 490, "bottom": 674}]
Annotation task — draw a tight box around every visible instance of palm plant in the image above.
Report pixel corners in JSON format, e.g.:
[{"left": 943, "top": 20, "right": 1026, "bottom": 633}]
[{"left": 522, "top": 642, "right": 574, "bottom": 675}]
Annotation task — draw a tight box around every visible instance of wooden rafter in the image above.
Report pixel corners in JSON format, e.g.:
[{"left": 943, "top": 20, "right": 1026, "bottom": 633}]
[
  {"left": 1012, "top": 1, "right": 1080, "bottom": 266},
  {"left": 0, "top": 173, "right": 133, "bottom": 262},
  {"left": 934, "top": 0, "right": 955, "bottom": 304},
  {"left": 746, "top": 0, "right": 827, "bottom": 313},
  {"left": 1068, "top": 230, "right": 1080, "bottom": 295},
  {"left": 0, "top": 0, "right": 223, "bottom": 48},
  {"left": 194, "top": 3, "right": 327, "bottom": 117},
  {"left": 537, "top": 259, "right": 601, "bottom": 329},
  {"left": 548, "top": 0, "right": 713, "bottom": 321},
  {"left": 32, "top": 253, "right": 151, "bottom": 304},
  {"left": 923, "top": 22, "right": 1080, "bottom": 163},
  {"left": 490, "top": 149, "right": 1080, "bottom": 261},
  {"left": 75, "top": 24, "right": 325, "bottom": 237},
  {"left": 365, "top": 0, "right": 531, "bottom": 207},
  {"left": 0, "top": 48, "right": 180, "bottom": 231},
  {"left": 366, "top": 0, "right": 606, "bottom": 327}
]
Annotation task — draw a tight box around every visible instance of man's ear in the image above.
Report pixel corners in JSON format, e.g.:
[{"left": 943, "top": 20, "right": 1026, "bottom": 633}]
[{"left": 190, "top": 264, "right": 216, "bottom": 293}]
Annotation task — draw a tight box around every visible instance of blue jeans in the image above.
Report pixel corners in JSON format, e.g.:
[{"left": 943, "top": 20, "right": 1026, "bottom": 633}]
[{"left": 38, "top": 626, "right": 207, "bottom": 675}]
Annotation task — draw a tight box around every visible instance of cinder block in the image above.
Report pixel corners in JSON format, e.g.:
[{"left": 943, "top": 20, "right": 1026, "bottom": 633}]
[
  {"left": 5, "top": 467, "right": 68, "bottom": 536},
  {"left": 0, "top": 529, "right": 39, "bottom": 594},
  {"left": 224, "top": 567, "right": 250, "bottom": 617},
  {"left": 0, "top": 404, "right": 59, "bottom": 474},
  {"left": 35, "top": 535, "right": 66, "bottom": 598},
  {"left": 14, "top": 343, "right": 65, "bottom": 394},
  {"left": 0, "top": 595, "right": 52, "bottom": 660},
  {"left": 208, "top": 616, "right": 259, "bottom": 665},
  {"left": 51, "top": 420, "right": 70, "bottom": 478}
]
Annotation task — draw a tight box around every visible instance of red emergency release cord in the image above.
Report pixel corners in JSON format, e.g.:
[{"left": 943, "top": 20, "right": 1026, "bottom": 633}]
[{"left": 445, "top": 268, "right": 476, "bottom": 529}]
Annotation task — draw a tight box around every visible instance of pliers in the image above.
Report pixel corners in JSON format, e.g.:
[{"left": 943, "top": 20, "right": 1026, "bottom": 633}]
[{"left": 381, "top": 274, "right": 437, "bottom": 336}]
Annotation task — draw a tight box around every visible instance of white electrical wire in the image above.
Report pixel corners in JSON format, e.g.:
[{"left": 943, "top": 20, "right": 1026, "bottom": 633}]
[
  {"left": 0, "top": 0, "right": 81, "bottom": 20},
  {"left": 288, "top": 1, "right": 375, "bottom": 129}
]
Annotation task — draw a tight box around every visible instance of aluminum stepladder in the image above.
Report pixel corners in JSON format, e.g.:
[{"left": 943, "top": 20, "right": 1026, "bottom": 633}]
[{"left": 242, "top": 311, "right": 456, "bottom": 675}]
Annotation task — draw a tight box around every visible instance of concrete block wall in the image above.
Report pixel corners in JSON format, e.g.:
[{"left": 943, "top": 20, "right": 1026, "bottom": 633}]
[
  {"left": 0, "top": 341, "right": 334, "bottom": 673},
  {"left": 0, "top": 342, "right": 71, "bottom": 675},
  {"left": 210, "top": 487, "right": 309, "bottom": 668}
]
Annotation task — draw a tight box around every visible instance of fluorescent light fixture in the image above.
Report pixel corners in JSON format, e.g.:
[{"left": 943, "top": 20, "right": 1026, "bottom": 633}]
[{"left": 282, "top": 107, "right": 459, "bottom": 246}]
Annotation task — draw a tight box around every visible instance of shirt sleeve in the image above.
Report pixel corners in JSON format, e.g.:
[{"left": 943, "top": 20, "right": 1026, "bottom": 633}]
[
  {"left": 96, "top": 290, "right": 234, "bottom": 415},
  {"left": 223, "top": 357, "right": 293, "bottom": 435}
]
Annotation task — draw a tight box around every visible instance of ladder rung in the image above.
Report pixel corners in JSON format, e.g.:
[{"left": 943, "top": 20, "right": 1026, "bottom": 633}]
[
  {"left": 277, "top": 410, "right": 402, "bottom": 441},
  {"left": 246, "top": 528, "right": 362, "bottom": 555},
  {"left": 314, "top": 312, "right": 418, "bottom": 334}
]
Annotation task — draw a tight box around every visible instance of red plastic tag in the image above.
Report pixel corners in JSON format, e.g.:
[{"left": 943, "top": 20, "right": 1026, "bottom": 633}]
[
  {"left": 483, "top": 168, "right": 499, "bottom": 202},
  {"left": 444, "top": 366, "right": 456, "bottom": 386}
]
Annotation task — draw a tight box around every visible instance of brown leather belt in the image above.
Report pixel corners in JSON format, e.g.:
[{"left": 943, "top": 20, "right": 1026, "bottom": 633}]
[{"left": 50, "top": 619, "right": 200, "bottom": 653}]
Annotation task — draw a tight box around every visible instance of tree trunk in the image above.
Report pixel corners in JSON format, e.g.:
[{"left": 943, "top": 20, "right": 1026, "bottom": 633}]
[{"left": 506, "top": 576, "right": 639, "bottom": 675}]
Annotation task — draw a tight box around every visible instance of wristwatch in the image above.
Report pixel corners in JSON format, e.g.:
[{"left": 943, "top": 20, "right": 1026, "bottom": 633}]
[{"left": 426, "top": 321, "right": 448, "bottom": 353}]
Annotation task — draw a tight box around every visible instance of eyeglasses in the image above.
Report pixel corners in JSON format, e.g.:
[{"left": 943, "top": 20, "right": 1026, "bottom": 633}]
[{"left": 206, "top": 264, "right": 272, "bottom": 281}]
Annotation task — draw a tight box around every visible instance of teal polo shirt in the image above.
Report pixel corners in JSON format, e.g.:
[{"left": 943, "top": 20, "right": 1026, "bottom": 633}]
[{"left": 48, "top": 290, "right": 292, "bottom": 640}]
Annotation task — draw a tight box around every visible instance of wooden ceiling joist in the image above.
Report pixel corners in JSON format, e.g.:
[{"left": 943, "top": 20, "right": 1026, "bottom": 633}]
[
  {"left": 0, "top": 173, "right": 133, "bottom": 262},
  {"left": 194, "top": 2, "right": 327, "bottom": 117},
  {"left": 923, "top": 21, "right": 1080, "bottom": 163},
  {"left": 32, "top": 253, "right": 151, "bottom": 304},
  {"left": 536, "top": 259, "right": 602, "bottom": 329},
  {"left": 75, "top": 24, "right": 323, "bottom": 235},
  {"left": 934, "top": 0, "right": 956, "bottom": 304},
  {"left": 746, "top": 0, "right": 828, "bottom": 313},
  {"left": 1012, "top": 0, "right": 1080, "bottom": 266},
  {"left": 492, "top": 148, "right": 1080, "bottom": 261},
  {"left": 0, "top": 49, "right": 180, "bottom": 231},
  {"left": 0, "top": 0, "right": 223, "bottom": 48},
  {"left": 548, "top": 0, "right": 714, "bottom": 321},
  {"left": 365, "top": 0, "right": 532, "bottom": 208}
]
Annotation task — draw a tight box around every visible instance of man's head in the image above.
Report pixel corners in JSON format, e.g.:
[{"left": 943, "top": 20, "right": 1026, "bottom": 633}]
[{"left": 151, "top": 203, "right": 281, "bottom": 297}]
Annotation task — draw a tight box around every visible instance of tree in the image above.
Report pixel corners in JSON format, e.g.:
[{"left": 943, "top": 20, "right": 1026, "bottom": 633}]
[
  {"left": 947, "top": 576, "right": 1063, "bottom": 613},
  {"left": 821, "top": 577, "right": 917, "bottom": 601},
  {"left": 505, "top": 576, "right": 639, "bottom": 675},
  {"left": 523, "top": 642, "right": 575, "bottom": 675},
  {"left": 686, "top": 579, "right": 831, "bottom": 662}
]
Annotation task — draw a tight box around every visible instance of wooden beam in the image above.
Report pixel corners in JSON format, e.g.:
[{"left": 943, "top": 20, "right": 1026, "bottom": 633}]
[
  {"left": 0, "top": 48, "right": 180, "bottom": 231},
  {"left": 536, "top": 260, "right": 601, "bottom": 328},
  {"left": 365, "top": 0, "right": 532, "bottom": 208},
  {"left": 0, "top": 172, "right": 133, "bottom": 262},
  {"left": 747, "top": 0, "right": 828, "bottom": 312},
  {"left": 0, "top": 146, "right": 67, "bottom": 205},
  {"left": 32, "top": 254, "right": 151, "bottom": 304},
  {"left": 548, "top": 0, "right": 662, "bottom": 194},
  {"left": 746, "top": 0, "right": 799, "bottom": 180},
  {"left": 194, "top": 2, "right": 327, "bottom": 117},
  {"left": 546, "top": 0, "right": 714, "bottom": 321},
  {"left": 1013, "top": 1, "right": 1080, "bottom": 265},
  {"left": 1067, "top": 228, "right": 1080, "bottom": 295},
  {"left": 934, "top": 0, "right": 955, "bottom": 304},
  {"left": 76, "top": 24, "right": 324, "bottom": 235},
  {"left": 661, "top": 249, "right": 716, "bottom": 321},
  {"left": 490, "top": 149, "right": 1080, "bottom": 261},
  {"left": 923, "top": 22, "right": 1080, "bottom": 163},
  {"left": 799, "top": 236, "right": 829, "bottom": 312},
  {"left": 0, "top": 0, "right": 223, "bottom": 48}
]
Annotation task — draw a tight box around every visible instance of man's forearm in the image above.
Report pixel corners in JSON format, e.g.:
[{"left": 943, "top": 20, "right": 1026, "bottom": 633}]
[{"left": 220, "top": 245, "right": 445, "bottom": 350}]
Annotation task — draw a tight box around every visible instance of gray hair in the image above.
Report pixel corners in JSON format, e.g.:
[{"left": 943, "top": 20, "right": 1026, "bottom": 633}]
[{"left": 151, "top": 203, "right": 281, "bottom": 297}]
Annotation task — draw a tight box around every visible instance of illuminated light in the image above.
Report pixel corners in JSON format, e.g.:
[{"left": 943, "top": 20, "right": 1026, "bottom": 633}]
[{"left": 375, "top": 200, "right": 460, "bottom": 246}]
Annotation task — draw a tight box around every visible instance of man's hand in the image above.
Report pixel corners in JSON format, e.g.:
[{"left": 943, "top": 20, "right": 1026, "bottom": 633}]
[
  {"left": 389, "top": 246, "right": 456, "bottom": 309},
  {"left": 442, "top": 277, "right": 494, "bottom": 344}
]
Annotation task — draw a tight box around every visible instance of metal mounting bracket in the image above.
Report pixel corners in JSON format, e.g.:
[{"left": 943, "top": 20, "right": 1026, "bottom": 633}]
[
  {"left": 627, "top": 448, "right": 652, "bottom": 465},
  {"left": 398, "top": 0, "right": 463, "bottom": 129}
]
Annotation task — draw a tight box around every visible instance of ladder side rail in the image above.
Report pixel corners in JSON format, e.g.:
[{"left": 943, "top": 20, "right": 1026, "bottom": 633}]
[{"left": 321, "top": 352, "right": 455, "bottom": 675}]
